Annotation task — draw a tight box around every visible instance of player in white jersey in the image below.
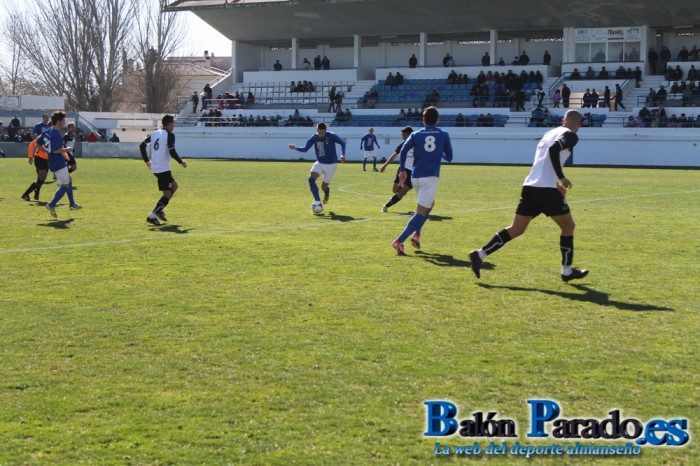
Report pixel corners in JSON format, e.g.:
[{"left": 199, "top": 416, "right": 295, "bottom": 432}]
[
  {"left": 468, "top": 110, "right": 589, "bottom": 282},
  {"left": 140, "top": 115, "right": 187, "bottom": 226}
]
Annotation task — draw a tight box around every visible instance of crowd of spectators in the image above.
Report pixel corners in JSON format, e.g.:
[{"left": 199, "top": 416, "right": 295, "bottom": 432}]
[
  {"left": 630, "top": 106, "right": 700, "bottom": 128},
  {"left": 203, "top": 91, "right": 256, "bottom": 110},
  {"left": 646, "top": 80, "right": 700, "bottom": 107},
  {"left": 384, "top": 72, "right": 405, "bottom": 86},
  {"left": 360, "top": 90, "right": 379, "bottom": 108},
  {"left": 289, "top": 81, "right": 316, "bottom": 93},
  {"left": 198, "top": 110, "right": 313, "bottom": 127}
]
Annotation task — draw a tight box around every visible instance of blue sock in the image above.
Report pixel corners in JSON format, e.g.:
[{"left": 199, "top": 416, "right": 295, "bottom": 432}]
[
  {"left": 308, "top": 176, "right": 321, "bottom": 202},
  {"left": 49, "top": 186, "right": 67, "bottom": 207},
  {"left": 397, "top": 213, "right": 426, "bottom": 243},
  {"left": 324, "top": 186, "right": 330, "bottom": 198},
  {"left": 415, "top": 208, "right": 432, "bottom": 235},
  {"left": 373, "top": 159, "right": 377, "bottom": 169},
  {"left": 363, "top": 159, "right": 367, "bottom": 170},
  {"left": 66, "top": 183, "right": 75, "bottom": 205}
]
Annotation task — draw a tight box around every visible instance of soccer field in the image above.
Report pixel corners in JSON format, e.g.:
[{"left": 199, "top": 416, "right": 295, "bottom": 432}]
[{"left": 1, "top": 158, "right": 698, "bottom": 464}]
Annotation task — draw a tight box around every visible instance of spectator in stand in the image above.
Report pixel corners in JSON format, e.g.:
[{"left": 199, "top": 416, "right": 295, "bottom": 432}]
[
  {"left": 482, "top": 52, "right": 490, "bottom": 66},
  {"left": 646, "top": 88, "right": 657, "bottom": 106},
  {"left": 552, "top": 89, "right": 561, "bottom": 108},
  {"left": 628, "top": 47, "right": 640, "bottom": 61},
  {"left": 273, "top": 60, "right": 283, "bottom": 71},
  {"left": 659, "top": 46, "right": 671, "bottom": 72},
  {"left": 109, "top": 132, "right": 120, "bottom": 142},
  {"left": 385, "top": 72, "right": 395, "bottom": 86},
  {"left": 308, "top": 82, "right": 315, "bottom": 92},
  {"left": 296, "top": 80, "right": 303, "bottom": 92},
  {"left": 582, "top": 89, "right": 592, "bottom": 108},
  {"left": 395, "top": 72, "right": 404, "bottom": 86},
  {"left": 447, "top": 70, "right": 458, "bottom": 84},
  {"left": 585, "top": 66, "right": 595, "bottom": 79},
  {"left": 561, "top": 84, "right": 570, "bottom": 108},
  {"left": 593, "top": 48, "right": 606, "bottom": 62},
  {"left": 569, "top": 68, "right": 581, "bottom": 80},
  {"left": 648, "top": 47, "right": 659, "bottom": 74},
  {"left": 290, "top": 80, "right": 297, "bottom": 92},
  {"left": 515, "top": 89, "right": 526, "bottom": 112},
  {"left": 303, "top": 58, "right": 311, "bottom": 70},
  {"left": 455, "top": 113, "right": 465, "bottom": 127},
  {"left": 518, "top": 51, "right": 530, "bottom": 65},
  {"left": 8, "top": 115, "right": 20, "bottom": 141},
  {"left": 590, "top": 89, "right": 599, "bottom": 108},
  {"left": 656, "top": 85, "right": 667, "bottom": 105},
  {"left": 203, "top": 83, "right": 212, "bottom": 109},
  {"left": 687, "top": 65, "right": 698, "bottom": 81},
  {"left": 634, "top": 66, "right": 642, "bottom": 88},
  {"left": 677, "top": 46, "right": 689, "bottom": 62},
  {"left": 334, "top": 91, "right": 343, "bottom": 113},
  {"left": 603, "top": 86, "right": 611, "bottom": 108},
  {"left": 625, "top": 116, "right": 636, "bottom": 128},
  {"left": 409, "top": 54, "right": 417, "bottom": 68},
  {"left": 191, "top": 91, "right": 199, "bottom": 112},
  {"left": 321, "top": 56, "right": 330, "bottom": 70},
  {"left": 638, "top": 106, "right": 651, "bottom": 126},
  {"left": 327, "top": 86, "right": 337, "bottom": 112},
  {"left": 531, "top": 105, "right": 544, "bottom": 126},
  {"left": 690, "top": 45, "right": 699, "bottom": 61},
  {"left": 314, "top": 55, "right": 322, "bottom": 70},
  {"left": 543, "top": 50, "right": 551, "bottom": 65},
  {"left": 615, "top": 65, "right": 627, "bottom": 78},
  {"left": 614, "top": 84, "right": 626, "bottom": 111},
  {"left": 598, "top": 66, "right": 609, "bottom": 79},
  {"left": 87, "top": 132, "right": 98, "bottom": 143},
  {"left": 247, "top": 91, "right": 255, "bottom": 106}
]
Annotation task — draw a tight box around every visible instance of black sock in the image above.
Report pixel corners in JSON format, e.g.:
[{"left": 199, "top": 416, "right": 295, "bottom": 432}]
[
  {"left": 34, "top": 180, "right": 44, "bottom": 196},
  {"left": 385, "top": 194, "right": 402, "bottom": 208},
  {"left": 560, "top": 235, "right": 574, "bottom": 266},
  {"left": 482, "top": 229, "right": 512, "bottom": 256},
  {"left": 23, "top": 183, "right": 37, "bottom": 196},
  {"left": 153, "top": 196, "right": 170, "bottom": 215}
]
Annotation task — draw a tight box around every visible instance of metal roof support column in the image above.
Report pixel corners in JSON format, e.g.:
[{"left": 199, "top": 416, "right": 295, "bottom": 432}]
[
  {"left": 419, "top": 32, "right": 427, "bottom": 66},
  {"left": 490, "top": 29, "right": 498, "bottom": 65},
  {"left": 292, "top": 37, "right": 298, "bottom": 69},
  {"left": 354, "top": 34, "right": 361, "bottom": 70}
]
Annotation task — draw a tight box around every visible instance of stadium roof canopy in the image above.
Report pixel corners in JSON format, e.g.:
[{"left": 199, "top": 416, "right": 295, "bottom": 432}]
[{"left": 165, "top": 0, "right": 700, "bottom": 48}]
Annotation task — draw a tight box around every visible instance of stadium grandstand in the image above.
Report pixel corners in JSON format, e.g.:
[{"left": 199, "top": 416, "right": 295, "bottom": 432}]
[
  {"left": 3, "top": 1, "right": 698, "bottom": 166},
  {"left": 161, "top": 0, "right": 700, "bottom": 166}
]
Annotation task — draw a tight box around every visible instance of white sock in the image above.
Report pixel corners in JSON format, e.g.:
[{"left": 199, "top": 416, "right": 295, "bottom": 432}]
[
  {"left": 562, "top": 265, "right": 573, "bottom": 275},
  {"left": 478, "top": 249, "right": 486, "bottom": 260}
]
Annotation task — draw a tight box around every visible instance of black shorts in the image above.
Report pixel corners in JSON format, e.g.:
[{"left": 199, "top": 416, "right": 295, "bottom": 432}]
[
  {"left": 67, "top": 154, "right": 77, "bottom": 172},
  {"left": 516, "top": 186, "right": 570, "bottom": 218},
  {"left": 154, "top": 171, "right": 175, "bottom": 191},
  {"left": 34, "top": 157, "right": 49, "bottom": 172},
  {"left": 394, "top": 168, "right": 413, "bottom": 189}
]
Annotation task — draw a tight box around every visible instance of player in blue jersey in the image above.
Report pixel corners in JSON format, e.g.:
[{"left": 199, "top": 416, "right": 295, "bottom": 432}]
[
  {"left": 468, "top": 110, "right": 588, "bottom": 282},
  {"left": 360, "top": 127, "right": 381, "bottom": 171},
  {"left": 43, "top": 111, "right": 81, "bottom": 217},
  {"left": 392, "top": 106, "right": 453, "bottom": 255},
  {"left": 31, "top": 114, "right": 50, "bottom": 139},
  {"left": 288, "top": 122, "right": 346, "bottom": 206},
  {"left": 140, "top": 115, "right": 188, "bottom": 226}
]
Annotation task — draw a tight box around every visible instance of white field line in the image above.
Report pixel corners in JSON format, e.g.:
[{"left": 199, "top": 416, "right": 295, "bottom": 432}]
[{"left": 1, "top": 189, "right": 698, "bottom": 255}]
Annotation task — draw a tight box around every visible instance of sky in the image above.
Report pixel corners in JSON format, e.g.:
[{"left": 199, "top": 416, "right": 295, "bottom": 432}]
[{"left": 0, "top": 0, "right": 232, "bottom": 59}]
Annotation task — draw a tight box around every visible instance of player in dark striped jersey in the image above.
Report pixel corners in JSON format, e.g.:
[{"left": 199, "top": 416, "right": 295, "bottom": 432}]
[
  {"left": 140, "top": 115, "right": 187, "bottom": 226},
  {"left": 468, "top": 110, "right": 589, "bottom": 282}
]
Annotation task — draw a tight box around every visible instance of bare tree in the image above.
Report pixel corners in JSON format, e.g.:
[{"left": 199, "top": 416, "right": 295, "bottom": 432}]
[
  {"left": 0, "top": 20, "right": 26, "bottom": 96},
  {"left": 8, "top": 0, "right": 136, "bottom": 111},
  {"left": 134, "top": 0, "right": 186, "bottom": 113}
]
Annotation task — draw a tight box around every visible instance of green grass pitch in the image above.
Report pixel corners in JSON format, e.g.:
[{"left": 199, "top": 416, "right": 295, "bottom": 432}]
[{"left": 1, "top": 158, "right": 698, "bottom": 465}]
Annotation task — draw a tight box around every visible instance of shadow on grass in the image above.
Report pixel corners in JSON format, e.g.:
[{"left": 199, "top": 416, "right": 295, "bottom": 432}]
[
  {"left": 322, "top": 212, "right": 360, "bottom": 222},
  {"left": 393, "top": 211, "right": 453, "bottom": 222},
  {"left": 414, "top": 250, "right": 495, "bottom": 271},
  {"left": 477, "top": 283, "right": 674, "bottom": 312},
  {"left": 149, "top": 224, "right": 193, "bottom": 234},
  {"left": 37, "top": 218, "right": 76, "bottom": 229}
]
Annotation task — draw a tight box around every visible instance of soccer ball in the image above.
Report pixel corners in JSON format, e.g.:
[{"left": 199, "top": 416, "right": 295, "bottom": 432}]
[{"left": 311, "top": 201, "right": 324, "bottom": 213}]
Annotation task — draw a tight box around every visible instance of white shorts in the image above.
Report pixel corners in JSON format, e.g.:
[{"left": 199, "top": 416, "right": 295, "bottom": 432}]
[
  {"left": 54, "top": 167, "right": 71, "bottom": 187},
  {"left": 363, "top": 150, "right": 377, "bottom": 159},
  {"left": 412, "top": 176, "right": 439, "bottom": 208},
  {"left": 310, "top": 162, "right": 338, "bottom": 183}
]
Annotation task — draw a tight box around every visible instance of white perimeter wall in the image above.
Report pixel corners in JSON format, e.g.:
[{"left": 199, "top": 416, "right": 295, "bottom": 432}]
[{"left": 171, "top": 127, "right": 700, "bottom": 167}]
